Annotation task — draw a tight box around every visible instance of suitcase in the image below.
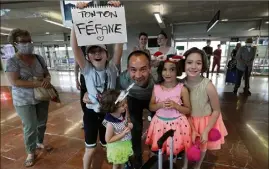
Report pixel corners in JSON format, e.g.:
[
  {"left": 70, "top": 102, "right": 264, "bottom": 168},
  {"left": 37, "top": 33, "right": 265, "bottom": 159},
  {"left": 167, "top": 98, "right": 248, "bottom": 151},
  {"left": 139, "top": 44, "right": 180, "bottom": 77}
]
[
  {"left": 225, "top": 69, "right": 236, "bottom": 84},
  {"left": 141, "top": 129, "right": 177, "bottom": 169}
]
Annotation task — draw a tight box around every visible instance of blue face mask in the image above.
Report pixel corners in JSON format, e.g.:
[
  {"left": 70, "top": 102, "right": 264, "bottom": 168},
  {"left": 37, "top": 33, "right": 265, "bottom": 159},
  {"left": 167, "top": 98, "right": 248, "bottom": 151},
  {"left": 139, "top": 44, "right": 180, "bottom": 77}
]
[{"left": 15, "top": 42, "right": 34, "bottom": 54}]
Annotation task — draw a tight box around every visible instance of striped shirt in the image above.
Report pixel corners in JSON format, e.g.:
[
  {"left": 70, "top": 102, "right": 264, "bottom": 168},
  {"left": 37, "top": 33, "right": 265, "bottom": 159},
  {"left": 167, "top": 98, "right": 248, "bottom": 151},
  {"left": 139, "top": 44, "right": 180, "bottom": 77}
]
[
  {"left": 103, "top": 113, "right": 132, "bottom": 141},
  {"left": 5, "top": 55, "right": 48, "bottom": 106}
]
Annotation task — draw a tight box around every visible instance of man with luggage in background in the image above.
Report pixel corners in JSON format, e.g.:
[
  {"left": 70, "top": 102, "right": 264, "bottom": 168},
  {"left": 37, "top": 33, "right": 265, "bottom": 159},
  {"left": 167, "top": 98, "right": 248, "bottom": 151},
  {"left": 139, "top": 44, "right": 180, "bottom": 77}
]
[{"left": 233, "top": 38, "right": 256, "bottom": 96}]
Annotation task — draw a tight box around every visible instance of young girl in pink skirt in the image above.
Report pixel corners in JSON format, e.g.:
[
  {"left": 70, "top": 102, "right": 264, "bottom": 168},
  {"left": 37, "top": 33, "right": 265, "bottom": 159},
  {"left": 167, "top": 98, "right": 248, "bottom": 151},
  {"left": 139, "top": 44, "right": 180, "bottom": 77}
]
[
  {"left": 183, "top": 47, "right": 228, "bottom": 169},
  {"left": 145, "top": 54, "right": 192, "bottom": 167}
]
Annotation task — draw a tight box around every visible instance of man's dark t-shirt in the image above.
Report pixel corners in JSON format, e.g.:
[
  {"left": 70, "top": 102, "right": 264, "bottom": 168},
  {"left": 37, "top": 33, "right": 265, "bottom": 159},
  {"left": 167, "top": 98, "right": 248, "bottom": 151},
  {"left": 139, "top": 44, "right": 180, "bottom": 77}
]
[{"left": 203, "top": 46, "right": 213, "bottom": 56}]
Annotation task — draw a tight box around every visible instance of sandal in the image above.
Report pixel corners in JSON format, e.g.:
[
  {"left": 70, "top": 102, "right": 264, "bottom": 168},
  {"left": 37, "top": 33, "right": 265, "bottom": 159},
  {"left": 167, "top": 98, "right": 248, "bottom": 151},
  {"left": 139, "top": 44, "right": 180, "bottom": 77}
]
[
  {"left": 24, "top": 155, "right": 35, "bottom": 167},
  {"left": 36, "top": 143, "right": 53, "bottom": 152}
]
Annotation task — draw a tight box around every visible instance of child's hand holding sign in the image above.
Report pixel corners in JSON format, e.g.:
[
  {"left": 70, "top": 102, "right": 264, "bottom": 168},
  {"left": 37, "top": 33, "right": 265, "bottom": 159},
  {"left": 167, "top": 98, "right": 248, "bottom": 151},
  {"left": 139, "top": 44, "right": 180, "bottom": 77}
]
[
  {"left": 72, "top": 0, "right": 126, "bottom": 46},
  {"left": 76, "top": 1, "right": 121, "bottom": 8}
]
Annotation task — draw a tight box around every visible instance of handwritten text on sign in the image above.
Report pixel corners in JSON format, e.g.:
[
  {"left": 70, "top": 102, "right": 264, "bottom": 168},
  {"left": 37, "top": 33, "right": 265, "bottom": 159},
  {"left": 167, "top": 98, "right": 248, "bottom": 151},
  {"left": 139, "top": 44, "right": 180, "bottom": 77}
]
[{"left": 71, "top": 6, "right": 127, "bottom": 46}]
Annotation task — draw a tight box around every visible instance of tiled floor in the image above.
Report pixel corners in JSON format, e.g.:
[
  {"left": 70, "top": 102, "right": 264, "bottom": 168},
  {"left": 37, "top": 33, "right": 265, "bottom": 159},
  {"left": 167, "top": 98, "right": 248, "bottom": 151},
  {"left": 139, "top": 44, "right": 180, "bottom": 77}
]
[{"left": 1, "top": 71, "right": 268, "bottom": 169}]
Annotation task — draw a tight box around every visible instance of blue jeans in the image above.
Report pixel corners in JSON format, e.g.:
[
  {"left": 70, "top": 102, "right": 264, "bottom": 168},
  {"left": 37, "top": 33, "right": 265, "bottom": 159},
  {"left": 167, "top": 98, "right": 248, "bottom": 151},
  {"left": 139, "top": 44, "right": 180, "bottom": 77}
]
[{"left": 15, "top": 101, "right": 49, "bottom": 154}]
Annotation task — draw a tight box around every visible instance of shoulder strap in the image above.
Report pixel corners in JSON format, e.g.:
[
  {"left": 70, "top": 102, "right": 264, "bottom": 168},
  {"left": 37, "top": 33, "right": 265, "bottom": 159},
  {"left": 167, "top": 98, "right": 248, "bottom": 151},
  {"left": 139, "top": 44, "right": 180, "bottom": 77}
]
[
  {"left": 35, "top": 55, "right": 47, "bottom": 78},
  {"left": 35, "top": 55, "right": 45, "bottom": 69}
]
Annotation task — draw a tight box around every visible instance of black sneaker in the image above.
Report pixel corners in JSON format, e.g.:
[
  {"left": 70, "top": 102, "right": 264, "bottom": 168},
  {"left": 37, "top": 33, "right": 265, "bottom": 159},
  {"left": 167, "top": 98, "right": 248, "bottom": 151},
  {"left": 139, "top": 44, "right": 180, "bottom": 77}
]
[
  {"left": 244, "top": 90, "right": 251, "bottom": 96},
  {"left": 177, "top": 150, "right": 185, "bottom": 160},
  {"left": 124, "top": 161, "right": 133, "bottom": 169}
]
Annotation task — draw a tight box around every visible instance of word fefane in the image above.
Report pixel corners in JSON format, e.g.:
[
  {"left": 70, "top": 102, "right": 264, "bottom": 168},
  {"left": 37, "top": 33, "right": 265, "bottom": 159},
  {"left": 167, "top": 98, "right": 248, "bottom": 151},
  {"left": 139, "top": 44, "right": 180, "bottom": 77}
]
[
  {"left": 76, "top": 21, "right": 122, "bottom": 36},
  {"left": 78, "top": 10, "right": 118, "bottom": 18}
]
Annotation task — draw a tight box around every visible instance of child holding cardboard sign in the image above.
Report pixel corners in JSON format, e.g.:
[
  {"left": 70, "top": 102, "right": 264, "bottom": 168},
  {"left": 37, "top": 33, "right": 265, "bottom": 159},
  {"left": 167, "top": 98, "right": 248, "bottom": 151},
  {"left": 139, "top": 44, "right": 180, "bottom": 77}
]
[{"left": 71, "top": 1, "right": 123, "bottom": 169}]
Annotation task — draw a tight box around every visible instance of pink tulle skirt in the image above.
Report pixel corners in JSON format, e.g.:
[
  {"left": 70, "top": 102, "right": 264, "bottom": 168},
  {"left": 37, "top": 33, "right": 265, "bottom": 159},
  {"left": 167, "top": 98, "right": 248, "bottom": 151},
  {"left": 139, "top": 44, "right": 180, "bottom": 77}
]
[
  {"left": 190, "top": 113, "right": 228, "bottom": 151},
  {"left": 145, "top": 115, "right": 192, "bottom": 155}
]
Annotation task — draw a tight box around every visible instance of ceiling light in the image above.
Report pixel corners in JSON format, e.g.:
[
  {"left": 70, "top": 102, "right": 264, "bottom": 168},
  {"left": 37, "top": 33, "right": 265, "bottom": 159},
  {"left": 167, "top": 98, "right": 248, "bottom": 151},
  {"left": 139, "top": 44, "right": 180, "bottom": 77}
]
[
  {"left": 45, "top": 32, "right": 50, "bottom": 35},
  {"left": 221, "top": 19, "right": 228, "bottom": 22},
  {"left": 43, "top": 19, "right": 71, "bottom": 29},
  {"left": 248, "top": 28, "right": 255, "bottom": 31},
  {"left": 0, "top": 33, "right": 9, "bottom": 36},
  {"left": 0, "top": 9, "right": 11, "bottom": 16},
  {"left": 206, "top": 10, "right": 220, "bottom": 32},
  {"left": 207, "top": 20, "right": 219, "bottom": 32},
  {"left": 54, "top": 40, "right": 64, "bottom": 41},
  {"left": 265, "top": 21, "right": 269, "bottom": 24},
  {"left": 1, "top": 27, "right": 13, "bottom": 31},
  {"left": 154, "top": 13, "right": 163, "bottom": 23},
  {"left": 43, "top": 19, "right": 64, "bottom": 27}
]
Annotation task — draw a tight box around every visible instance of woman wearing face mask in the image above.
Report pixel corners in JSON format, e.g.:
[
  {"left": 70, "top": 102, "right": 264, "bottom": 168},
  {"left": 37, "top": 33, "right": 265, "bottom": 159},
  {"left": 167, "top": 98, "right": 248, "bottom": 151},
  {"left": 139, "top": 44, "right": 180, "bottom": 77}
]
[{"left": 5, "top": 29, "right": 52, "bottom": 167}]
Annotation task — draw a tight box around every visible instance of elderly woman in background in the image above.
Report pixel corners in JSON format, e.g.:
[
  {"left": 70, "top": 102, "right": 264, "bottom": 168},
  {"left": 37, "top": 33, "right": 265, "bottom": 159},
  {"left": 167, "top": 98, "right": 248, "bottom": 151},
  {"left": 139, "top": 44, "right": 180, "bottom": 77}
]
[{"left": 5, "top": 28, "right": 52, "bottom": 167}]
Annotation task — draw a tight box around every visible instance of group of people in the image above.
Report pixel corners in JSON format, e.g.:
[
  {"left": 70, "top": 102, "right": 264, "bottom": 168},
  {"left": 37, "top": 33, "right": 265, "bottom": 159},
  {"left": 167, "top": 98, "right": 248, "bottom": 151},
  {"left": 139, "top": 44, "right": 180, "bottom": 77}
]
[
  {"left": 72, "top": 28, "right": 228, "bottom": 169},
  {"left": 202, "top": 40, "right": 222, "bottom": 77},
  {"left": 202, "top": 38, "right": 256, "bottom": 96},
  {"left": 4, "top": 1, "right": 235, "bottom": 169},
  {"left": 70, "top": 2, "right": 228, "bottom": 169}
]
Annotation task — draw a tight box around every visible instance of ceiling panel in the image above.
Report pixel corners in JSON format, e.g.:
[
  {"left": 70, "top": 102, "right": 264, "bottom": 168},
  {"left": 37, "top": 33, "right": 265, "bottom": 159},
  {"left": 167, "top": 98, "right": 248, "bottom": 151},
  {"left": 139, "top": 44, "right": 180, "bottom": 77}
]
[
  {"left": 0, "top": 1, "right": 268, "bottom": 36},
  {"left": 1, "top": 18, "right": 71, "bottom": 35}
]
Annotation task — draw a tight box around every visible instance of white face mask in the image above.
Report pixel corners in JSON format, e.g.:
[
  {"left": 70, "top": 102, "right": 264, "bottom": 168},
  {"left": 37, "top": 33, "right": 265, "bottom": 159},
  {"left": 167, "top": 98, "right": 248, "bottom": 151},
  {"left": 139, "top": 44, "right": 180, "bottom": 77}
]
[
  {"left": 15, "top": 42, "right": 34, "bottom": 55},
  {"left": 246, "top": 43, "right": 252, "bottom": 47}
]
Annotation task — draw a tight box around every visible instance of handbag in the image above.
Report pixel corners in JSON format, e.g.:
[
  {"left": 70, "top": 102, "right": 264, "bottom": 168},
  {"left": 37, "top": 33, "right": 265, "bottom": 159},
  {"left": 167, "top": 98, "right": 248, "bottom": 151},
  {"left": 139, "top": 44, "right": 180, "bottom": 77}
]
[
  {"left": 34, "top": 55, "right": 60, "bottom": 102},
  {"left": 34, "top": 85, "right": 51, "bottom": 101}
]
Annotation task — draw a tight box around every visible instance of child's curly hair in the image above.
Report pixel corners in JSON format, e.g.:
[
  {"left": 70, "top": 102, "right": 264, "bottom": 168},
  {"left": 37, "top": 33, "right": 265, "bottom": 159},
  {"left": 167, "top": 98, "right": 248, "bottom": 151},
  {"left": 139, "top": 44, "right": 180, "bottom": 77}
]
[{"left": 99, "top": 89, "right": 121, "bottom": 114}]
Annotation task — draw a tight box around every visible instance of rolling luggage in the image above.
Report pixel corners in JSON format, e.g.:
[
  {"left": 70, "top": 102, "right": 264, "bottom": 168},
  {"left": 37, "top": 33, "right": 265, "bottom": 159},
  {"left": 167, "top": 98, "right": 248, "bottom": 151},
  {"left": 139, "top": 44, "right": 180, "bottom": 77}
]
[
  {"left": 141, "top": 129, "right": 177, "bottom": 169},
  {"left": 225, "top": 69, "right": 236, "bottom": 84}
]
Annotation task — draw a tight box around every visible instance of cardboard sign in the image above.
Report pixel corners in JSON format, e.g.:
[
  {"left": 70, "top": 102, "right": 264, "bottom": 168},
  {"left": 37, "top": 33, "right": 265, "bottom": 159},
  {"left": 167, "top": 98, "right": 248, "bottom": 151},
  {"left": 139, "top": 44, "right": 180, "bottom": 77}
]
[{"left": 71, "top": 6, "right": 127, "bottom": 46}]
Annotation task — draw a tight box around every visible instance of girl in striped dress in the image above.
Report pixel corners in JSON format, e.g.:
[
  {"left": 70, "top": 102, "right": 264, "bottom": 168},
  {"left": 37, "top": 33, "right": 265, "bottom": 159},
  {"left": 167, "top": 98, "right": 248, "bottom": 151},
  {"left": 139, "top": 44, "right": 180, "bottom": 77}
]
[{"left": 100, "top": 89, "right": 133, "bottom": 169}]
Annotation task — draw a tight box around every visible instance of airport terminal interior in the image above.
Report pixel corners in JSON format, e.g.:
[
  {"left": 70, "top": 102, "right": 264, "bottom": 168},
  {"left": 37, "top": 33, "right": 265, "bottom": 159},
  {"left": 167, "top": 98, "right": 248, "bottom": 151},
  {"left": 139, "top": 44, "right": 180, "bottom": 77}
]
[{"left": 0, "top": 1, "right": 268, "bottom": 169}]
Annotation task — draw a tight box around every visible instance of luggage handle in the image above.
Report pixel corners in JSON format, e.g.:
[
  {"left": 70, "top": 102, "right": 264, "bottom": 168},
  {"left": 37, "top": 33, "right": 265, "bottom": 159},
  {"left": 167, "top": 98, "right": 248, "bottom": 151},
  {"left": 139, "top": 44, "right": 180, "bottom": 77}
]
[{"left": 157, "top": 129, "right": 175, "bottom": 149}]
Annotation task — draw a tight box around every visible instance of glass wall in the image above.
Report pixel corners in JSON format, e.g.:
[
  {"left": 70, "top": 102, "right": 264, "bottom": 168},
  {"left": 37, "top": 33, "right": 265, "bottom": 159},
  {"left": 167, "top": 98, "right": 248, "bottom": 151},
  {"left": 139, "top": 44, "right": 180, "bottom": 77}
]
[
  {"left": 0, "top": 44, "right": 15, "bottom": 70},
  {"left": 35, "top": 43, "right": 75, "bottom": 71},
  {"left": 252, "top": 45, "right": 268, "bottom": 75}
]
